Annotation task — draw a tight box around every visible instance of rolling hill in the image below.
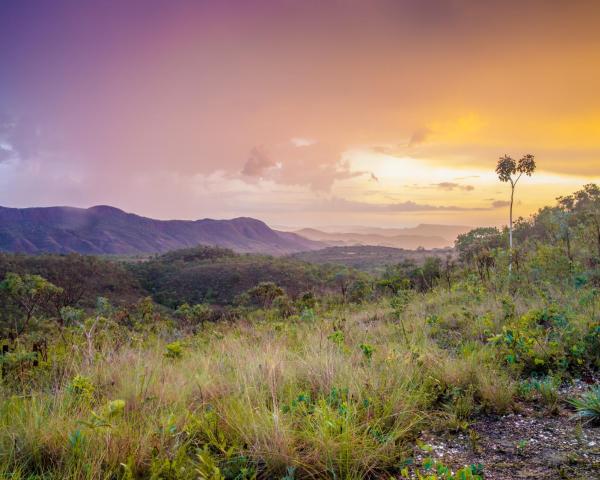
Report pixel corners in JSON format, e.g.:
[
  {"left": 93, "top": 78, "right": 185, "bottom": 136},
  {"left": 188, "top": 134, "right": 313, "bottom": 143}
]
[
  {"left": 0, "top": 205, "right": 323, "bottom": 255},
  {"left": 294, "top": 224, "right": 471, "bottom": 249},
  {"left": 291, "top": 245, "right": 454, "bottom": 273}
]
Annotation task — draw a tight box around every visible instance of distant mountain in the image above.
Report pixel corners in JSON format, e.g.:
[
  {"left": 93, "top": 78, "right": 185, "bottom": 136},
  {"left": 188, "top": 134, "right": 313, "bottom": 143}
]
[
  {"left": 350, "top": 224, "right": 472, "bottom": 240},
  {"left": 294, "top": 224, "right": 470, "bottom": 250},
  {"left": 0, "top": 205, "right": 323, "bottom": 255}
]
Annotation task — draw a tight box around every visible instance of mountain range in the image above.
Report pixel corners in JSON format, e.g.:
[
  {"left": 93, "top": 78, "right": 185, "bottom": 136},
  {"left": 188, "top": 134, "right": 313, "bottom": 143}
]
[
  {"left": 294, "top": 224, "right": 471, "bottom": 249},
  {"left": 0, "top": 205, "right": 322, "bottom": 255}
]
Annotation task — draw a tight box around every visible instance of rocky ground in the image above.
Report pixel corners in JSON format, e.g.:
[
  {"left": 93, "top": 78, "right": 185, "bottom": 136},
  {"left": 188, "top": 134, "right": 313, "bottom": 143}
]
[{"left": 413, "top": 380, "right": 600, "bottom": 479}]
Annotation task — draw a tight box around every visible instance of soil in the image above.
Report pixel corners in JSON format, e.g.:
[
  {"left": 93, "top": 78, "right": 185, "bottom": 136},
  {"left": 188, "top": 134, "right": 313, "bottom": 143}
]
[{"left": 412, "top": 380, "right": 600, "bottom": 479}]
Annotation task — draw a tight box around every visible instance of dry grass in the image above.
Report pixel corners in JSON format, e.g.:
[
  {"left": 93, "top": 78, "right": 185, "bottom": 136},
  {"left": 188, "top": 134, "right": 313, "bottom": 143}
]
[{"left": 0, "top": 279, "right": 596, "bottom": 479}]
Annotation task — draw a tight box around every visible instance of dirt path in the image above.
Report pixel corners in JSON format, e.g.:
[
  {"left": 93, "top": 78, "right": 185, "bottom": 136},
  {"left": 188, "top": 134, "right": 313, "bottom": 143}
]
[{"left": 414, "top": 381, "right": 600, "bottom": 479}]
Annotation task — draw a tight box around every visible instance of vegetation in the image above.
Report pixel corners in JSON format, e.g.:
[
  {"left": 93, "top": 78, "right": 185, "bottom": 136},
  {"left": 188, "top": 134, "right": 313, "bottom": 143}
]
[
  {"left": 0, "top": 185, "right": 599, "bottom": 478},
  {"left": 495, "top": 153, "right": 536, "bottom": 273},
  {"left": 130, "top": 246, "right": 338, "bottom": 308},
  {"left": 290, "top": 246, "right": 453, "bottom": 275},
  {"left": 570, "top": 386, "right": 600, "bottom": 425}
]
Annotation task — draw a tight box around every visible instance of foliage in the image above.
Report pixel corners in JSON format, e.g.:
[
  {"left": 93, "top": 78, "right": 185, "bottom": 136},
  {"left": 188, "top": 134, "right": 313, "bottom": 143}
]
[
  {"left": 175, "top": 303, "right": 212, "bottom": 328},
  {"left": 0, "top": 253, "right": 143, "bottom": 311},
  {"left": 242, "top": 282, "right": 285, "bottom": 308},
  {"left": 495, "top": 154, "right": 536, "bottom": 183},
  {"left": 455, "top": 227, "right": 502, "bottom": 263},
  {"left": 165, "top": 341, "right": 184, "bottom": 359},
  {"left": 488, "top": 306, "right": 599, "bottom": 376},
  {"left": 400, "top": 454, "right": 484, "bottom": 480},
  {"left": 67, "top": 374, "right": 95, "bottom": 402},
  {"left": 131, "top": 247, "right": 336, "bottom": 307},
  {"left": 570, "top": 385, "right": 600, "bottom": 424},
  {"left": 359, "top": 343, "right": 374, "bottom": 360},
  {"left": 0, "top": 272, "right": 62, "bottom": 335}
]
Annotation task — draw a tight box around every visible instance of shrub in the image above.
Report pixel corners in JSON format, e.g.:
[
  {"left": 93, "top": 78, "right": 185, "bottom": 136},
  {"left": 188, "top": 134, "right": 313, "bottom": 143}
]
[
  {"left": 67, "top": 374, "right": 95, "bottom": 402},
  {"left": 359, "top": 343, "right": 374, "bottom": 361},
  {"left": 570, "top": 385, "right": 600, "bottom": 424},
  {"left": 165, "top": 341, "right": 184, "bottom": 359}
]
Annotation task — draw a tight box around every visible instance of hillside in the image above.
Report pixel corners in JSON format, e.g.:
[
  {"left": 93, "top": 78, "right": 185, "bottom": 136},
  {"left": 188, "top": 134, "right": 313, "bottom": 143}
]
[
  {"left": 0, "top": 205, "right": 323, "bottom": 255},
  {"left": 130, "top": 245, "right": 339, "bottom": 307},
  {"left": 291, "top": 245, "right": 454, "bottom": 273}
]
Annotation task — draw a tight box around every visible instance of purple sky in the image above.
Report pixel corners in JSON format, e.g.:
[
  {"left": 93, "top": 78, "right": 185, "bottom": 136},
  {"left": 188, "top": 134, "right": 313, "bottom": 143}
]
[{"left": 1, "top": 1, "right": 600, "bottom": 227}]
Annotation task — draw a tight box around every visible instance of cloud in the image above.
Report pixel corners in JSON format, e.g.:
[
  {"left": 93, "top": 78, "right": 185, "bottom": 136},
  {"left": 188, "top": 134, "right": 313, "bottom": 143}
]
[
  {"left": 0, "top": 113, "right": 53, "bottom": 165},
  {"left": 386, "top": 201, "right": 478, "bottom": 212},
  {"left": 241, "top": 146, "right": 276, "bottom": 177},
  {"left": 311, "top": 196, "right": 518, "bottom": 213},
  {"left": 403, "top": 182, "right": 475, "bottom": 191},
  {"left": 433, "top": 182, "right": 475, "bottom": 191},
  {"left": 290, "top": 137, "right": 316, "bottom": 147},
  {"left": 0, "top": 145, "right": 13, "bottom": 163},
  {"left": 408, "top": 127, "right": 432, "bottom": 147},
  {"left": 241, "top": 143, "right": 375, "bottom": 192}
]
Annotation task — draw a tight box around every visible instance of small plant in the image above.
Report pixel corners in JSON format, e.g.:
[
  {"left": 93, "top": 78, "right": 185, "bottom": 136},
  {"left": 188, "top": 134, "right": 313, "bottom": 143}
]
[
  {"left": 196, "top": 445, "right": 225, "bottom": 480},
  {"left": 68, "top": 429, "right": 85, "bottom": 455},
  {"left": 328, "top": 330, "right": 344, "bottom": 346},
  {"left": 281, "top": 392, "right": 312, "bottom": 414},
  {"left": 570, "top": 385, "right": 600, "bottom": 424},
  {"left": 401, "top": 454, "right": 484, "bottom": 479},
  {"left": 300, "top": 308, "right": 316, "bottom": 322},
  {"left": 359, "top": 343, "right": 374, "bottom": 361},
  {"left": 164, "top": 341, "right": 184, "bottom": 359},
  {"left": 520, "top": 376, "right": 560, "bottom": 413},
  {"left": 79, "top": 399, "right": 127, "bottom": 430},
  {"left": 390, "top": 289, "right": 414, "bottom": 314},
  {"left": 516, "top": 439, "right": 528, "bottom": 456},
  {"left": 67, "top": 374, "right": 95, "bottom": 401},
  {"left": 534, "top": 377, "right": 559, "bottom": 413},
  {"left": 390, "top": 290, "right": 414, "bottom": 344},
  {"left": 468, "top": 428, "right": 481, "bottom": 454},
  {"left": 281, "top": 466, "right": 296, "bottom": 480},
  {"left": 105, "top": 399, "right": 126, "bottom": 418}
]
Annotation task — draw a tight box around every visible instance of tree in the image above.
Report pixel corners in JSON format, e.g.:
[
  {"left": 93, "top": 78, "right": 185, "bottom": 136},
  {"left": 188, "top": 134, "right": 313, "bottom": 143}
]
[
  {"left": 533, "top": 206, "right": 574, "bottom": 263},
  {"left": 0, "top": 273, "right": 62, "bottom": 335},
  {"left": 175, "top": 302, "right": 212, "bottom": 328},
  {"left": 495, "top": 154, "right": 536, "bottom": 272},
  {"left": 244, "top": 282, "right": 285, "bottom": 308},
  {"left": 378, "top": 264, "right": 411, "bottom": 295},
  {"left": 559, "top": 184, "right": 600, "bottom": 258},
  {"left": 327, "top": 266, "right": 365, "bottom": 302},
  {"left": 455, "top": 227, "right": 502, "bottom": 264}
]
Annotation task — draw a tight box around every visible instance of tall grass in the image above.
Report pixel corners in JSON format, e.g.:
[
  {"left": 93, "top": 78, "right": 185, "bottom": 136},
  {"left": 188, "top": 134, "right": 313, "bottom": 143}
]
[{"left": 1, "top": 277, "right": 597, "bottom": 479}]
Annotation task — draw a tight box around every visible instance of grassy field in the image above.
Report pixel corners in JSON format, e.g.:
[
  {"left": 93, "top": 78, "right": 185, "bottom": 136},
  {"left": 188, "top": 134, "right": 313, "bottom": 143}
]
[{"left": 1, "top": 275, "right": 597, "bottom": 479}]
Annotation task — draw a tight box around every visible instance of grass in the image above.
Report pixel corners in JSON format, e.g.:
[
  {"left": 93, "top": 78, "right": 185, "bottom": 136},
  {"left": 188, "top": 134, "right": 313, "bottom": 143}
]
[
  {"left": 0, "top": 276, "right": 598, "bottom": 479},
  {"left": 570, "top": 385, "right": 600, "bottom": 425}
]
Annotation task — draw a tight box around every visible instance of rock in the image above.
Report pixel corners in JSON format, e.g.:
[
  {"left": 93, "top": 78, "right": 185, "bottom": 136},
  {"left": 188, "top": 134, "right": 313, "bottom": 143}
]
[{"left": 542, "top": 451, "right": 569, "bottom": 468}]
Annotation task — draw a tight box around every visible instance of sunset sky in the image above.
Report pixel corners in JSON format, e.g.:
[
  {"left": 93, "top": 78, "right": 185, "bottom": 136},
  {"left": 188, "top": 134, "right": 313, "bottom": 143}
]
[{"left": 1, "top": 0, "right": 599, "bottom": 228}]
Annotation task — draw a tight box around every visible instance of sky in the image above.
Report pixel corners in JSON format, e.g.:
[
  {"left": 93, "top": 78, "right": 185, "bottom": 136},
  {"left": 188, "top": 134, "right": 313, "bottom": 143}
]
[{"left": 1, "top": 0, "right": 599, "bottom": 228}]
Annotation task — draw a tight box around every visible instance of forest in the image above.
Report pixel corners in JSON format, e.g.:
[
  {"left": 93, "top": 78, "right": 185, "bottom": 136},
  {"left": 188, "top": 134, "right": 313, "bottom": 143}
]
[{"left": 1, "top": 184, "right": 599, "bottom": 479}]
